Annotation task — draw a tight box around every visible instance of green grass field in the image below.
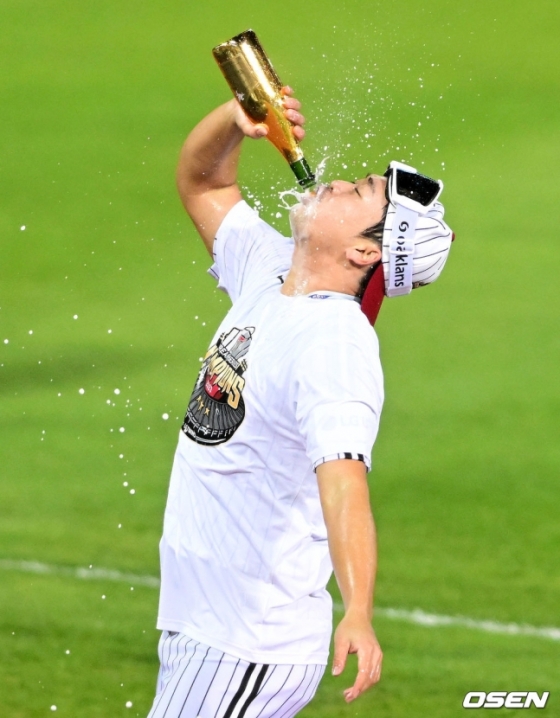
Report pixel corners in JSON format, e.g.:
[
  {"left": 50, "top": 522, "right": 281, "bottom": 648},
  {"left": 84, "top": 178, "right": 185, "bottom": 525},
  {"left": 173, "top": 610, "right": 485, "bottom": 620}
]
[{"left": 1, "top": 0, "right": 559, "bottom": 715}]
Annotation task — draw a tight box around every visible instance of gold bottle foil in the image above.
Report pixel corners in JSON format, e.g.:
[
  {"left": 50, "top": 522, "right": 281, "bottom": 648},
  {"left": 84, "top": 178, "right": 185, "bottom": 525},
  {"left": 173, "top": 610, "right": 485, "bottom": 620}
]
[{"left": 213, "top": 30, "right": 315, "bottom": 188}]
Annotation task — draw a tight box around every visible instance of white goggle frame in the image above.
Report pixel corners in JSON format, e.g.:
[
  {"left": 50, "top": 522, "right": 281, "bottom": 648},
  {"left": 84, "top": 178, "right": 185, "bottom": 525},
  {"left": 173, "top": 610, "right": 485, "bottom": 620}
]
[{"left": 384, "top": 162, "right": 443, "bottom": 298}]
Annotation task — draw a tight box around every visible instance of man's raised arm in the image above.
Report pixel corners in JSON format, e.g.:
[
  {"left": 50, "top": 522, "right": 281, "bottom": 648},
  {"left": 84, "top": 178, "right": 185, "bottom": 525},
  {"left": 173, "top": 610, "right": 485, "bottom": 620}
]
[{"left": 177, "top": 90, "right": 305, "bottom": 255}]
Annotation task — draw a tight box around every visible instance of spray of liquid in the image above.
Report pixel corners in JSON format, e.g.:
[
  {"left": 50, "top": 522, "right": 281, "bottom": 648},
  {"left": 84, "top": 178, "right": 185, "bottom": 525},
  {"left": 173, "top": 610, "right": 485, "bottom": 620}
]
[
  {"left": 277, "top": 155, "right": 330, "bottom": 212},
  {"left": 274, "top": 157, "right": 336, "bottom": 297},
  {"left": 278, "top": 188, "right": 304, "bottom": 211}
]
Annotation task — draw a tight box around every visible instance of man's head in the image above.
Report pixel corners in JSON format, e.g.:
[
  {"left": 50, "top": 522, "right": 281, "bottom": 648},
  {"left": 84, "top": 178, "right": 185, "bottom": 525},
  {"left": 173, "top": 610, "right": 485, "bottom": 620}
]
[
  {"left": 288, "top": 163, "right": 453, "bottom": 323},
  {"left": 288, "top": 175, "right": 388, "bottom": 293}
]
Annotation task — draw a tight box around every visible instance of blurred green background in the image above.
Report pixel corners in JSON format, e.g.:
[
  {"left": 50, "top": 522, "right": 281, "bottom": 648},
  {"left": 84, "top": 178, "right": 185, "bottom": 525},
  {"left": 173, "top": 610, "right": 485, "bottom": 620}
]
[{"left": 1, "top": 0, "right": 559, "bottom": 715}]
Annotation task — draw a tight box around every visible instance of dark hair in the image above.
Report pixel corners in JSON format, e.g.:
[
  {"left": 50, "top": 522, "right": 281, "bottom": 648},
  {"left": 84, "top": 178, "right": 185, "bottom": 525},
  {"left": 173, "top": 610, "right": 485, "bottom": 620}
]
[
  {"left": 359, "top": 203, "right": 388, "bottom": 248},
  {"left": 356, "top": 204, "right": 388, "bottom": 299}
]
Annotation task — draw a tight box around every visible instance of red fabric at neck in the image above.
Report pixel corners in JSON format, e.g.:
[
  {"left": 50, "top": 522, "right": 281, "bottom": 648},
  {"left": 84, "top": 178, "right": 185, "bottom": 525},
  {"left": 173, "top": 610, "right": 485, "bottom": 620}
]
[{"left": 360, "top": 264, "right": 385, "bottom": 326}]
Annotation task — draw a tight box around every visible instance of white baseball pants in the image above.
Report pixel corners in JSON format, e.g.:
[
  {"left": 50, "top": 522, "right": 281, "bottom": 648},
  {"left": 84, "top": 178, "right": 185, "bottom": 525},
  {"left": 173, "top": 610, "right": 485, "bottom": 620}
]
[{"left": 147, "top": 631, "right": 325, "bottom": 718}]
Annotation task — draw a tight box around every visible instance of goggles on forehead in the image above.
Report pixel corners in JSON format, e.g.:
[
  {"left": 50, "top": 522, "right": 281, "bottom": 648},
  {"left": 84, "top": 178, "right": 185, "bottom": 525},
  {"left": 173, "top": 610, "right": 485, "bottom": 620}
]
[
  {"left": 383, "top": 162, "right": 444, "bottom": 299},
  {"left": 361, "top": 162, "right": 450, "bottom": 324},
  {"left": 384, "top": 161, "right": 443, "bottom": 214}
]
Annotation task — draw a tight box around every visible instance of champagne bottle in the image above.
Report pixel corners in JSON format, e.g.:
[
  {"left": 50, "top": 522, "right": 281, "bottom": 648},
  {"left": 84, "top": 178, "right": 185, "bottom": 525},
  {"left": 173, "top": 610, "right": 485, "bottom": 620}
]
[{"left": 213, "top": 30, "right": 315, "bottom": 189}]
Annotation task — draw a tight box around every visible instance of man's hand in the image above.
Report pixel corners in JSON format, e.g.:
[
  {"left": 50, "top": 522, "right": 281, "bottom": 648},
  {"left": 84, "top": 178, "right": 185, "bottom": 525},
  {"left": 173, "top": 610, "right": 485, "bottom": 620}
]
[
  {"left": 231, "top": 85, "right": 306, "bottom": 142},
  {"left": 177, "top": 86, "right": 306, "bottom": 253},
  {"left": 332, "top": 611, "right": 383, "bottom": 703}
]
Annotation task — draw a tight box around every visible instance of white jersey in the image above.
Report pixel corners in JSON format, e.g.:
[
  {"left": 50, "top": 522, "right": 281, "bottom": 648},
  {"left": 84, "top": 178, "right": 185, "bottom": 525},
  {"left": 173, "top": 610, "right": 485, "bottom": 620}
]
[{"left": 157, "top": 201, "right": 384, "bottom": 665}]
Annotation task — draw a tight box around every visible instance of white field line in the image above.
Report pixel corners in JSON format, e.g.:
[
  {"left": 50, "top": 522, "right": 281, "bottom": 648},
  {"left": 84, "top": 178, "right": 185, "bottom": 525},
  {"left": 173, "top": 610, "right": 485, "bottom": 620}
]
[
  {"left": 367, "top": 607, "right": 560, "bottom": 642},
  {"left": 0, "top": 558, "right": 160, "bottom": 589},
  {"left": 3, "top": 559, "right": 560, "bottom": 642}
]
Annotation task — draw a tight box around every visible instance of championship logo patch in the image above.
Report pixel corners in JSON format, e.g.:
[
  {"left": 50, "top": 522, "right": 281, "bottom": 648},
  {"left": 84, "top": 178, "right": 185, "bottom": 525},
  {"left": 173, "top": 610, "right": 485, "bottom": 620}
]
[{"left": 182, "top": 326, "right": 254, "bottom": 445}]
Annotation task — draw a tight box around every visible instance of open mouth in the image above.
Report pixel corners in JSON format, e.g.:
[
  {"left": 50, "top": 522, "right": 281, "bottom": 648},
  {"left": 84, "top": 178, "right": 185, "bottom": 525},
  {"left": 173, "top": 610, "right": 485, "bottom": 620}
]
[{"left": 300, "top": 184, "right": 329, "bottom": 206}]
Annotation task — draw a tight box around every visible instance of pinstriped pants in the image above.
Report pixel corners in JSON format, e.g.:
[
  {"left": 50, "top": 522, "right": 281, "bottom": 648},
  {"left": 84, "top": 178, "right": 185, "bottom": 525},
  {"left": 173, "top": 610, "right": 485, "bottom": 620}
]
[{"left": 147, "top": 631, "right": 326, "bottom": 718}]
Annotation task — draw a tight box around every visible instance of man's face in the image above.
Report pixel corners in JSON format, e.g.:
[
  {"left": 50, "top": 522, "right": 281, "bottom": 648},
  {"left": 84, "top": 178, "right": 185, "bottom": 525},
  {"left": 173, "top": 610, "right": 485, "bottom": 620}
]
[{"left": 290, "top": 174, "right": 388, "bottom": 252}]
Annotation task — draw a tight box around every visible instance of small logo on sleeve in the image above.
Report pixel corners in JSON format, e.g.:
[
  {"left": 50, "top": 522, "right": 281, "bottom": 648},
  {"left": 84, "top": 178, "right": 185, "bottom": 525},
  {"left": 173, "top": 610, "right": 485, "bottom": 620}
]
[{"left": 182, "top": 326, "right": 254, "bottom": 445}]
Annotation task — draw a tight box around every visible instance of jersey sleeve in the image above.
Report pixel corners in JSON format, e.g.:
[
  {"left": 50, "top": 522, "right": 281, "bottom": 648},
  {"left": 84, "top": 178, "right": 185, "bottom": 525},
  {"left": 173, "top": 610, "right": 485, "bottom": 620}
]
[
  {"left": 294, "top": 310, "right": 384, "bottom": 471},
  {"left": 208, "top": 200, "right": 294, "bottom": 303}
]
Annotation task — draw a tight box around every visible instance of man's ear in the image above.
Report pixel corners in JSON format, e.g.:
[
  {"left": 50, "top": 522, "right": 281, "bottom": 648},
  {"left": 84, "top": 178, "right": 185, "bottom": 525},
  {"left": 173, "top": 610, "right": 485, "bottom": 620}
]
[{"left": 345, "top": 240, "right": 382, "bottom": 268}]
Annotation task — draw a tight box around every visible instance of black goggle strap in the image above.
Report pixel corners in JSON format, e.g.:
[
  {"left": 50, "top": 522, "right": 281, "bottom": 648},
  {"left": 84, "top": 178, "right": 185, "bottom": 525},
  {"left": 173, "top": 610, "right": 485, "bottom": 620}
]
[
  {"left": 384, "top": 166, "right": 393, "bottom": 202},
  {"left": 387, "top": 204, "right": 418, "bottom": 298}
]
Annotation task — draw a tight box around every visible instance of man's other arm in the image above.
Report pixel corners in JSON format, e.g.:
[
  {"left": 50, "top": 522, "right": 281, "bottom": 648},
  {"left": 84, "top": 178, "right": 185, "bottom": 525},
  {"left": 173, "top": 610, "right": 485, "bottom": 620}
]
[
  {"left": 177, "top": 90, "right": 305, "bottom": 256},
  {"left": 316, "top": 459, "right": 383, "bottom": 703}
]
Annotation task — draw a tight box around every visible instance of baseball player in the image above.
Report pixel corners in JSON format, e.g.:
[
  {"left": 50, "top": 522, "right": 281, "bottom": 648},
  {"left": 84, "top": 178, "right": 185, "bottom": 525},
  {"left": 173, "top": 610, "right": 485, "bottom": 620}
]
[{"left": 147, "top": 88, "right": 453, "bottom": 718}]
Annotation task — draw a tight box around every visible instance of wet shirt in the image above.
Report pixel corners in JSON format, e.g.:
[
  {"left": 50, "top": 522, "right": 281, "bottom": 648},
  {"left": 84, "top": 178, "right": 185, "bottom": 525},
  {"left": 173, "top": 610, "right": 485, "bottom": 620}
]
[{"left": 157, "top": 200, "right": 384, "bottom": 665}]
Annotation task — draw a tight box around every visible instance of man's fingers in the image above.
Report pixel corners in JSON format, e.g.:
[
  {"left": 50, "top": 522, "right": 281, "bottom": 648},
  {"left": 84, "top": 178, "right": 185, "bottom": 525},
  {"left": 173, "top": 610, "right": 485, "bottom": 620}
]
[
  {"left": 292, "top": 126, "right": 305, "bottom": 142},
  {"left": 349, "top": 666, "right": 372, "bottom": 700},
  {"left": 238, "top": 115, "right": 268, "bottom": 140},
  {"left": 344, "top": 673, "right": 371, "bottom": 702},
  {"left": 282, "top": 97, "right": 301, "bottom": 111},
  {"left": 331, "top": 634, "right": 350, "bottom": 676},
  {"left": 282, "top": 90, "right": 305, "bottom": 139},
  {"left": 284, "top": 109, "right": 305, "bottom": 126},
  {"left": 344, "top": 645, "right": 383, "bottom": 702},
  {"left": 242, "top": 122, "right": 268, "bottom": 139},
  {"left": 252, "top": 124, "right": 269, "bottom": 138},
  {"left": 284, "top": 107, "right": 305, "bottom": 143}
]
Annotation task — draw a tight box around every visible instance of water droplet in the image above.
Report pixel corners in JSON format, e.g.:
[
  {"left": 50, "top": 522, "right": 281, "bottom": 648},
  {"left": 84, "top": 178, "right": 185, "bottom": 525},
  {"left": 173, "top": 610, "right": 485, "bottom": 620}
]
[
  {"left": 20, "top": 225, "right": 26, "bottom": 231},
  {"left": 162, "top": 413, "right": 169, "bottom": 420},
  {"left": 119, "top": 427, "right": 125, "bottom": 433},
  {"left": 79, "top": 388, "right": 85, "bottom": 395},
  {"left": 114, "top": 388, "right": 120, "bottom": 395},
  {"left": 126, "top": 702, "right": 133, "bottom": 708}
]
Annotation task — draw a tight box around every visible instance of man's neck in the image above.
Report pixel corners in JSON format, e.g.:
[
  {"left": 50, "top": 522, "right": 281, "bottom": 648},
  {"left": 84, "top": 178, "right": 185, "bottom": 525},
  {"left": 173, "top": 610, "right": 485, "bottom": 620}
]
[{"left": 280, "top": 251, "right": 362, "bottom": 298}]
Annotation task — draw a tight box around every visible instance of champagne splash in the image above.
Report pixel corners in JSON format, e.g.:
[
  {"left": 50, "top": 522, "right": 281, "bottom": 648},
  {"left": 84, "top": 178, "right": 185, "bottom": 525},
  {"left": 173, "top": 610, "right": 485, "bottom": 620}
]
[
  {"left": 314, "top": 156, "right": 330, "bottom": 184},
  {"left": 277, "top": 155, "right": 330, "bottom": 211},
  {"left": 278, "top": 189, "right": 304, "bottom": 211}
]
